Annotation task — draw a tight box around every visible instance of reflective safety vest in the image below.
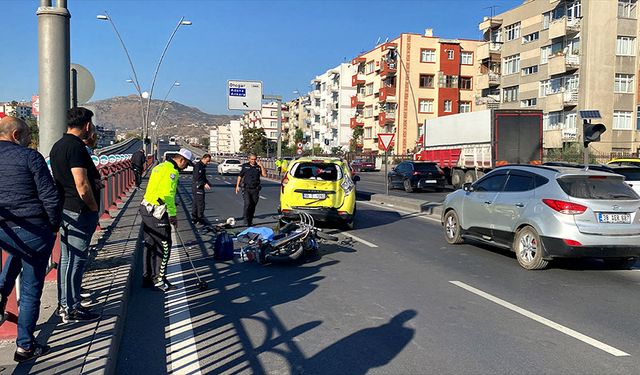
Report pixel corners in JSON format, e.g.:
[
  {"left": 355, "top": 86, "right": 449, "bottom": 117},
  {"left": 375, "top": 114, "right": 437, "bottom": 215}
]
[{"left": 143, "top": 161, "right": 179, "bottom": 216}]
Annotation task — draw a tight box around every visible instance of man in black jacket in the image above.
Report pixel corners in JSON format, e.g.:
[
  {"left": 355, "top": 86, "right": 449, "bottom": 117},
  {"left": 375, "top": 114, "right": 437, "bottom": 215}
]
[
  {"left": 0, "top": 116, "right": 61, "bottom": 362},
  {"left": 235, "top": 153, "right": 266, "bottom": 227},
  {"left": 131, "top": 148, "right": 145, "bottom": 189},
  {"left": 191, "top": 154, "right": 211, "bottom": 225}
]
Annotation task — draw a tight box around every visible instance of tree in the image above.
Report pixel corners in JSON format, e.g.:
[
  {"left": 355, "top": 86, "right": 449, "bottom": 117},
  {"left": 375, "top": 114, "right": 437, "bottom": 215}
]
[
  {"left": 240, "top": 126, "right": 268, "bottom": 156},
  {"left": 25, "top": 117, "right": 39, "bottom": 149},
  {"left": 294, "top": 129, "right": 304, "bottom": 144},
  {"left": 201, "top": 136, "right": 210, "bottom": 148},
  {"left": 349, "top": 126, "right": 364, "bottom": 153}
]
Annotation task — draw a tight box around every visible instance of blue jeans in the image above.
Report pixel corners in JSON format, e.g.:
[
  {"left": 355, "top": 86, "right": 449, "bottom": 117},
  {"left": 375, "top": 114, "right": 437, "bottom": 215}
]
[
  {"left": 0, "top": 223, "right": 55, "bottom": 350},
  {"left": 58, "top": 210, "right": 98, "bottom": 311}
]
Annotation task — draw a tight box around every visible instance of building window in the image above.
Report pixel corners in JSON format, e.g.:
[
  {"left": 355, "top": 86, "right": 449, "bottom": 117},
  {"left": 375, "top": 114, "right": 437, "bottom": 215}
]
[
  {"left": 444, "top": 100, "right": 452, "bottom": 112},
  {"left": 366, "top": 83, "right": 374, "bottom": 95},
  {"left": 542, "top": 12, "right": 551, "bottom": 29},
  {"left": 418, "top": 99, "right": 434, "bottom": 113},
  {"left": 364, "top": 106, "right": 373, "bottom": 117},
  {"left": 616, "top": 36, "right": 636, "bottom": 56},
  {"left": 419, "top": 74, "right": 434, "bottom": 88},
  {"left": 615, "top": 74, "right": 634, "bottom": 93},
  {"left": 446, "top": 50, "right": 455, "bottom": 60},
  {"left": 522, "top": 31, "right": 539, "bottom": 44},
  {"left": 504, "top": 22, "right": 521, "bottom": 41},
  {"left": 442, "top": 75, "right": 458, "bottom": 88},
  {"left": 540, "top": 45, "right": 551, "bottom": 64},
  {"left": 522, "top": 65, "right": 539, "bottom": 76},
  {"left": 503, "top": 86, "right": 519, "bottom": 103},
  {"left": 270, "top": 110, "right": 277, "bottom": 116},
  {"left": 502, "top": 54, "right": 520, "bottom": 75},
  {"left": 358, "top": 86, "right": 365, "bottom": 95},
  {"left": 270, "top": 121, "right": 278, "bottom": 127},
  {"left": 565, "top": 112, "right": 577, "bottom": 129},
  {"left": 365, "top": 61, "right": 375, "bottom": 74},
  {"left": 459, "top": 76, "right": 472, "bottom": 90},
  {"left": 521, "top": 98, "right": 537, "bottom": 108},
  {"left": 619, "top": 0, "right": 637, "bottom": 18},
  {"left": 364, "top": 127, "right": 372, "bottom": 139},
  {"left": 613, "top": 111, "right": 633, "bottom": 129},
  {"left": 421, "top": 49, "right": 436, "bottom": 63},
  {"left": 459, "top": 101, "right": 471, "bottom": 113},
  {"left": 461, "top": 51, "right": 473, "bottom": 65},
  {"left": 543, "top": 111, "right": 563, "bottom": 131}
]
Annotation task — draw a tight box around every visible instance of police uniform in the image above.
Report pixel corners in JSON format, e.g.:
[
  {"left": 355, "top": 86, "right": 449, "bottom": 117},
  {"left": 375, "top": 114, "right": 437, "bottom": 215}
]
[
  {"left": 191, "top": 160, "right": 210, "bottom": 224},
  {"left": 239, "top": 162, "right": 262, "bottom": 227},
  {"left": 139, "top": 159, "right": 179, "bottom": 289}
]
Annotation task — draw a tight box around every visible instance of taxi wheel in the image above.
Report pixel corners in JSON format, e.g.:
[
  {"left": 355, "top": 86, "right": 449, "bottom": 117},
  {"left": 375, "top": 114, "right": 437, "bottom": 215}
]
[{"left": 342, "top": 208, "right": 356, "bottom": 231}]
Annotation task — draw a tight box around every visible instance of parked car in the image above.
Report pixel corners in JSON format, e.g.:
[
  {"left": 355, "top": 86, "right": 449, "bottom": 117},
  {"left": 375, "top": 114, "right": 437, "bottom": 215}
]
[
  {"left": 280, "top": 157, "right": 359, "bottom": 229},
  {"left": 387, "top": 161, "right": 445, "bottom": 192},
  {"left": 217, "top": 159, "right": 242, "bottom": 175},
  {"left": 351, "top": 159, "right": 376, "bottom": 172},
  {"left": 609, "top": 165, "right": 640, "bottom": 196},
  {"left": 442, "top": 165, "right": 640, "bottom": 270},
  {"left": 162, "top": 151, "right": 193, "bottom": 173},
  {"left": 608, "top": 158, "right": 640, "bottom": 168}
]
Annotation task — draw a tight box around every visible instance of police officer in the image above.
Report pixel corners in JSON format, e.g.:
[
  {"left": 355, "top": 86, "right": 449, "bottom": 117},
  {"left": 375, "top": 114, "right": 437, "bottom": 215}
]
[
  {"left": 139, "top": 148, "right": 192, "bottom": 291},
  {"left": 191, "top": 154, "right": 211, "bottom": 225},
  {"left": 235, "top": 153, "right": 266, "bottom": 227}
]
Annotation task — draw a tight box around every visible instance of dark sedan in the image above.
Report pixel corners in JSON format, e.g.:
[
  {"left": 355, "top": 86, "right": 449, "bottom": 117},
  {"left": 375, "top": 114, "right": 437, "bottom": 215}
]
[{"left": 388, "top": 161, "right": 446, "bottom": 192}]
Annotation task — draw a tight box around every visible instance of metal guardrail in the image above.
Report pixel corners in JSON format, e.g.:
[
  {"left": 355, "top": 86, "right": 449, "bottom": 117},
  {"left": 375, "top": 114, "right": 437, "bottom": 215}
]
[{"left": 95, "top": 138, "right": 141, "bottom": 156}]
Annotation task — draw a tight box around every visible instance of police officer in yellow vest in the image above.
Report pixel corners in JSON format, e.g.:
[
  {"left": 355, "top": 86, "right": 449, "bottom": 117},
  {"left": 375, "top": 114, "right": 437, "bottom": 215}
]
[{"left": 139, "top": 148, "right": 193, "bottom": 291}]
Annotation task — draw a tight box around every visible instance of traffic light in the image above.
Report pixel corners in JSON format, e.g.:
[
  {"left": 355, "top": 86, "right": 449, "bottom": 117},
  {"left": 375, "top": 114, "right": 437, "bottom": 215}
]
[{"left": 583, "top": 120, "right": 606, "bottom": 148}]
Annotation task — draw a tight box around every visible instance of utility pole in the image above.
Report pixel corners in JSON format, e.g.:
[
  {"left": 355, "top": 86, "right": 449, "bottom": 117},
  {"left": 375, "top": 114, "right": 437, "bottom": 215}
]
[{"left": 37, "top": 0, "right": 70, "bottom": 157}]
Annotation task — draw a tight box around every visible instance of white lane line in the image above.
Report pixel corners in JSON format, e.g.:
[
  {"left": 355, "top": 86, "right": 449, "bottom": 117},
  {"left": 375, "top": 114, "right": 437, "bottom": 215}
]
[
  {"left": 450, "top": 281, "right": 631, "bottom": 357},
  {"left": 166, "top": 231, "right": 203, "bottom": 374},
  {"left": 259, "top": 196, "right": 267, "bottom": 200},
  {"left": 224, "top": 181, "right": 231, "bottom": 185},
  {"left": 342, "top": 232, "right": 378, "bottom": 248}
]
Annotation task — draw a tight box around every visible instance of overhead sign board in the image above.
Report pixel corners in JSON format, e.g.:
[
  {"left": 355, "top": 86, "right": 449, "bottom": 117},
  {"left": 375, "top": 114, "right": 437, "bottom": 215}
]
[
  {"left": 378, "top": 133, "right": 395, "bottom": 152},
  {"left": 227, "top": 80, "right": 263, "bottom": 111}
]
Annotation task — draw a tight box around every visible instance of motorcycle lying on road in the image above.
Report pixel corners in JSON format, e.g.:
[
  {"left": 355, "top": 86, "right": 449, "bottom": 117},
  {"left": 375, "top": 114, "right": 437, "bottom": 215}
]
[{"left": 236, "top": 212, "right": 339, "bottom": 264}]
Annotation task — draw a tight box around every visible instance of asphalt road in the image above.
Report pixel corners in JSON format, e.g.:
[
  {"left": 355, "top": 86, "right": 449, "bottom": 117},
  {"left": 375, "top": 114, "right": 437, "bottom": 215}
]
[
  {"left": 117, "top": 162, "right": 640, "bottom": 374},
  {"left": 356, "top": 170, "right": 453, "bottom": 203}
]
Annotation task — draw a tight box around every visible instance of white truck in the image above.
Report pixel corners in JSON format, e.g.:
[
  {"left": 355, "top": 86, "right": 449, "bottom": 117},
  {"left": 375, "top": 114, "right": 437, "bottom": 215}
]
[{"left": 414, "top": 109, "right": 543, "bottom": 189}]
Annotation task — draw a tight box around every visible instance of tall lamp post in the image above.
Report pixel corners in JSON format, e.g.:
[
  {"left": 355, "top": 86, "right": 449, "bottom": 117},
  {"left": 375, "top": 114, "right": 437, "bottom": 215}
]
[{"left": 97, "top": 12, "right": 191, "bottom": 154}]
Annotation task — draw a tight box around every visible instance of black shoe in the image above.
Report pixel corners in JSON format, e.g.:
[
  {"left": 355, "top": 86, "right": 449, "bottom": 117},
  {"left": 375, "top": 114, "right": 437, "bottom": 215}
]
[
  {"left": 0, "top": 295, "right": 7, "bottom": 325},
  {"left": 56, "top": 305, "right": 68, "bottom": 320},
  {"left": 63, "top": 308, "right": 100, "bottom": 323},
  {"left": 142, "top": 277, "right": 153, "bottom": 288},
  {"left": 154, "top": 277, "right": 176, "bottom": 292},
  {"left": 14, "top": 343, "right": 50, "bottom": 363}
]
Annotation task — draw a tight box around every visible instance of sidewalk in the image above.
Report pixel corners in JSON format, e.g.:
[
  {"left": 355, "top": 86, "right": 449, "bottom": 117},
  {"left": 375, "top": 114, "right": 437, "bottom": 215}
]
[{"left": 0, "top": 181, "right": 146, "bottom": 374}]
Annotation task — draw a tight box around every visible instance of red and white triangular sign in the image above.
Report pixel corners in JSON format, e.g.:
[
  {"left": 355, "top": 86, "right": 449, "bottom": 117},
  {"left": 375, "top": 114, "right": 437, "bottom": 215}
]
[{"left": 377, "top": 133, "right": 395, "bottom": 151}]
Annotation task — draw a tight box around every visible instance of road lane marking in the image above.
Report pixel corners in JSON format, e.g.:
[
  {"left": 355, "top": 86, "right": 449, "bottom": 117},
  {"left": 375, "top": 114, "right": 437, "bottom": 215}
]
[
  {"left": 259, "top": 196, "right": 267, "bottom": 200},
  {"left": 224, "top": 181, "right": 231, "bottom": 185},
  {"left": 342, "top": 232, "right": 378, "bottom": 248},
  {"left": 449, "top": 281, "right": 631, "bottom": 357}
]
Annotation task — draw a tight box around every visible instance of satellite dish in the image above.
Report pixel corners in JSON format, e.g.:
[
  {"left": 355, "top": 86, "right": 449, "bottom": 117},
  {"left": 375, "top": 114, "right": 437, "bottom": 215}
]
[{"left": 70, "top": 63, "right": 95, "bottom": 106}]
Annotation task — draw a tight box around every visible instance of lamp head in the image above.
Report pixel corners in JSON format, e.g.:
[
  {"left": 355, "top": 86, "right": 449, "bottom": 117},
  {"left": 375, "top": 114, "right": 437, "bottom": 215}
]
[{"left": 96, "top": 15, "right": 108, "bottom": 20}]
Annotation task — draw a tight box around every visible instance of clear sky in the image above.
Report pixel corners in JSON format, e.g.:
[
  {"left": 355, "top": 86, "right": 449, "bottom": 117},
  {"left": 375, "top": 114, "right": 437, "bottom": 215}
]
[{"left": 1, "top": 0, "right": 522, "bottom": 115}]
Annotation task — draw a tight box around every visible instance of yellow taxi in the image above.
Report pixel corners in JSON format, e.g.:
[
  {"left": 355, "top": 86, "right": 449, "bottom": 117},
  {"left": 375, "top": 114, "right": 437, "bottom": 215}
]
[
  {"left": 608, "top": 158, "right": 640, "bottom": 167},
  {"left": 280, "top": 157, "right": 360, "bottom": 229}
]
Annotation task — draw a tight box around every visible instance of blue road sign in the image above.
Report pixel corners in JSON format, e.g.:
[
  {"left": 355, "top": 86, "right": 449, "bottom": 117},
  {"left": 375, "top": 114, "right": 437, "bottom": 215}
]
[{"left": 229, "top": 88, "right": 246, "bottom": 97}]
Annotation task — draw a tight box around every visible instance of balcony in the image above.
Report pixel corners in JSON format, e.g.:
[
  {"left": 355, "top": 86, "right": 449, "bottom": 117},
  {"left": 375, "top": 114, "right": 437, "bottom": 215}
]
[
  {"left": 477, "top": 72, "right": 501, "bottom": 90},
  {"left": 350, "top": 94, "right": 364, "bottom": 108},
  {"left": 352, "top": 56, "right": 366, "bottom": 65},
  {"left": 477, "top": 41, "right": 502, "bottom": 61},
  {"left": 549, "top": 17, "right": 581, "bottom": 39},
  {"left": 475, "top": 94, "right": 500, "bottom": 107},
  {"left": 479, "top": 17, "right": 502, "bottom": 31},
  {"left": 379, "top": 86, "right": 397, "bottom": 102},
  {"left": 548, "top": 53, "right": 580, "bottom": 75},
  {"left": 350, "top": 116, "right": 364, "bottom": 129},
  {"left": 563, "top": 89, "right": 579, "bottom": 107},
  {"left": 378, "top": 111, "right": 396, "bottom": 126},
  {"left": 352, "top": 73, "right": 365, "bottom": 86},
  {"left": 380, "top": 60, "right": 397, "bottom": 78}
]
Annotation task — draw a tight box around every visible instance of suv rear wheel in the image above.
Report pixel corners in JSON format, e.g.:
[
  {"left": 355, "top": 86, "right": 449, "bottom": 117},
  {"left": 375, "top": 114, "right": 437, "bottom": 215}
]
[
  {"left": 443, "top": 210, "right": 463, "bottom": 244},
  {"left": 514, "top": 226, "right": 548, "bottom": 270}
]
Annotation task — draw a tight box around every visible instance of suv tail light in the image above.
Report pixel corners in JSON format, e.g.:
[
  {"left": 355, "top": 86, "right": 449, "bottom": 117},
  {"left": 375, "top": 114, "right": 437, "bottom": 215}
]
[{"left": 542, "top": 199, "right": 587, "bottom": 215}]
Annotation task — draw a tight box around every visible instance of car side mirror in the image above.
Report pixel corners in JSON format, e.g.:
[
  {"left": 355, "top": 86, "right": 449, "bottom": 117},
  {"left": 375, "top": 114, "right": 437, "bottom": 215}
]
[
  {"left": 352, "top": 175, "right": 361, "bottom": 182},
  {"left": 462, "top": 183, "right": 474, "bottom": 192}
]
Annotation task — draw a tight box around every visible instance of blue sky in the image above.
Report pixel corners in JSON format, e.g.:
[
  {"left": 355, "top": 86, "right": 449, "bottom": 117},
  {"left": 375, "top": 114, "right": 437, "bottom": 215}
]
[{"left": 1, "top": 0, "right": 522, "bottom": 115}]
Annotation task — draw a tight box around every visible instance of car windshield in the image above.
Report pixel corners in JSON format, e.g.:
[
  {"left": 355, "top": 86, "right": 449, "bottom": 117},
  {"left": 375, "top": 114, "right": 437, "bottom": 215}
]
[
  {"left": 292, "top": 162, "right": 342, "bottom": 181},
  {"left": 614, "top": 168, "right": 640, "bottom": 181},
  {"left": 413, "top": 163, "right": 438, "bottom": 171},
  {"left": 557, "top": 176, "right": 639, "bottom": 200},
  {"left": 226, "top": 160, "right": 241, "bottom": 164}
]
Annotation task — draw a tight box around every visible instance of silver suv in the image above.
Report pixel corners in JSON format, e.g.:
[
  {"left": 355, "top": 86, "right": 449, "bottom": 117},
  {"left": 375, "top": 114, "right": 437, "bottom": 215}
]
[{"left": 441, "top": 165, "right": 640, "bottom": 270}]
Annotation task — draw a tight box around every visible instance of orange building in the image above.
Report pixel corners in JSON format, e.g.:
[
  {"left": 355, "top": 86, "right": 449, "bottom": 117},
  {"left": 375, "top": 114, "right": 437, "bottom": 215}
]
[{"left": 350, "top": 30, "right": 482, "bottom": 154}]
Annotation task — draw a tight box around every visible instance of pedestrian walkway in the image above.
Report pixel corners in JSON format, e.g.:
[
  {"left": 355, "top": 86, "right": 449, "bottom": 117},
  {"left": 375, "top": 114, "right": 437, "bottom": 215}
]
[{"left": 0, "top": 180, "right": 147, "bottom": 374}]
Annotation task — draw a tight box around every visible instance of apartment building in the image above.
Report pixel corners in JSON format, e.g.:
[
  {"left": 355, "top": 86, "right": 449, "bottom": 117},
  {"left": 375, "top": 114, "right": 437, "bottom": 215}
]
[
  {"left": 476, "top": 0, "right": 640, "bottom": 155},
  {"left": 307, "top": 63, "right": 357, "bottom": 152},
  {"left": 0, "top": 102, "right": 33, "bottom": 119},
  {"left": 285, "top": 95, "right": 311, "bottom": 148},
  {"left": 209, "top": 120, "right": 242, "bottom": 155},
  {"left": 350, "top": 30, "right": 482, "bottom": 154},
  {"left": 240, "top": 102, "right": 286, "bottom": 141}
]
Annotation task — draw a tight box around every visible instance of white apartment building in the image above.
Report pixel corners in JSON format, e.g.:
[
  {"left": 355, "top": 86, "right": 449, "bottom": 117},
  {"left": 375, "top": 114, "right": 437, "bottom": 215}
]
[
  {"left": 307, "top": 63, "right": 357, "bottom": 153},
  {"left": 1, "top": 102, "right": 33, "bottom": 119},
  {"left": 241, "top": 102, "right": 285, "bottom": 141},
  {"left": 210, "top": 120, "right": 242, "bottom": 155}
]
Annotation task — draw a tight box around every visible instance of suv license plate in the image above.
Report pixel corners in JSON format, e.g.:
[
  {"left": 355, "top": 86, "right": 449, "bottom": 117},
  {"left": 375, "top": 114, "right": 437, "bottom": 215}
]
[
  {"left": 597, "top": 213, "right": 631, "bottom": 224},
  {"left": 303, "top": 193, "right": 326, "bottom": 199}
]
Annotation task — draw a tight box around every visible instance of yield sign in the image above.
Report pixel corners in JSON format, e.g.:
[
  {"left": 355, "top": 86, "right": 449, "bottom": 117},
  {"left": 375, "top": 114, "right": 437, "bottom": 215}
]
[{"left": 377, "top": 133, "right": 395, "bottom": 151}]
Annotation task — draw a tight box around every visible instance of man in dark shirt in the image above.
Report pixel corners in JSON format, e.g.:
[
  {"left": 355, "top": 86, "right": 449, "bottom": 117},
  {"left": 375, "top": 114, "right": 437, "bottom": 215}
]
[
  {"left": 131, "top": 148, "right": 146, "bottom": 189},
  {"left": 50, "top": 107, "right": 101, "bottom": 324},
  {"left": 0, "top": 116, "right": 60, "bottom": 362},
  {"left": 191, "top": 154, "right": 211, "bottom": 225},
  {"left": 235, "top": 153, "right": 266, "bottom": 227}
]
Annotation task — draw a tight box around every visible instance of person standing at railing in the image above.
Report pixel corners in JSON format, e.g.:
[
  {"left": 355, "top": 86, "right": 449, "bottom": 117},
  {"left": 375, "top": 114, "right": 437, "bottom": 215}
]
[
  {"left": 131, "top": 148, "right": 146, "bottom": 189},
  {"left": 50, "top": 107, "right": 101, "bottom": 324},
  {"left": 0, "top": 116, "right": 61, "bottom": 362}
]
